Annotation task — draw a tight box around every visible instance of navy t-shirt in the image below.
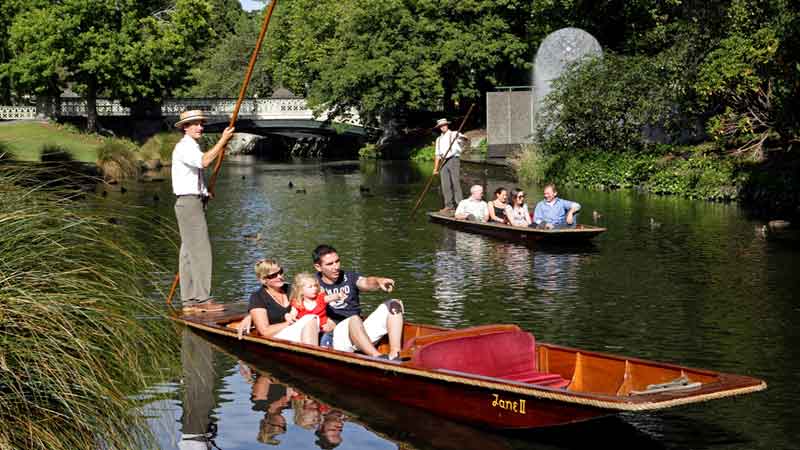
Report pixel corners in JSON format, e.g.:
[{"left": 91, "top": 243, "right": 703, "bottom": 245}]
[{"left": 317, "top": 271, "right": 362, "bottom": 322}]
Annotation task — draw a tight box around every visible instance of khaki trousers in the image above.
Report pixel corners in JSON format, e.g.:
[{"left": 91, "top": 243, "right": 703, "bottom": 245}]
[
  {"left": 439, "top": 157, "right": 462, "bottom": 209},
  {"left": 175, "top": 196, "right": 212, "bottom": 303}
]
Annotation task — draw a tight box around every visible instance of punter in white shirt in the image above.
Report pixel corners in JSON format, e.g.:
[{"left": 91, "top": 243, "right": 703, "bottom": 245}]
[
  {"left": 433, "top": 118, "right": 468, "bottom": 212},
  {"left": 455, "top": 185, "right": 489, "bottom": 222},
  {"left": 171, "top": 109, "right": 234, "bottom": 313}
]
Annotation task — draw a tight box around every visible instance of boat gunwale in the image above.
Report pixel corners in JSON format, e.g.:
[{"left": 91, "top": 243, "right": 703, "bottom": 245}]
[{"left": 173, "top": 313, "right": 766, "bottom": 412}]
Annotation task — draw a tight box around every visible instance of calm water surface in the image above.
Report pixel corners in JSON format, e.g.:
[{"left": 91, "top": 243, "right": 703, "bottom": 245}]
[{"left": 128, "top": 157, "right": 798, "bottom": 450}]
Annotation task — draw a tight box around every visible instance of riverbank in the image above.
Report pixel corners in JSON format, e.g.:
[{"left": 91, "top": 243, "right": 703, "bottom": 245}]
[{"left": 511, "top": 144, "right": 800, "bottom": 218}]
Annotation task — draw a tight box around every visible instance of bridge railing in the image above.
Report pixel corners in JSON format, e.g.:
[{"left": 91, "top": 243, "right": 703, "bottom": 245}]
[
  {"left": 1, "top": 98, "right": 362, "bottom": 126},
  {"left": 0, "top": 105, "right": 37, "bottom": 120},
  {"left": 55, "top": 98, "right": 362, "bottom": 125}
]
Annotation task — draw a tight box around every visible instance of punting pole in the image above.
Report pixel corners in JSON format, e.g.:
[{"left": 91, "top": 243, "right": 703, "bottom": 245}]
[
  {"left": 410, "top": 103, "right": 475, "bottom": 217},
  {"left": 166, "top": 0, "right": 279, "bottom": 308}
]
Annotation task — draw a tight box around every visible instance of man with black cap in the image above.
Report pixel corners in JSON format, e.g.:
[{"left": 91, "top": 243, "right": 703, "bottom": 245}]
[
  {"left": 172, "top": 110, "right": 235, "bottom": 313},
  {"left": 432, "top": 118, "right": 467, "bottom": 213}
]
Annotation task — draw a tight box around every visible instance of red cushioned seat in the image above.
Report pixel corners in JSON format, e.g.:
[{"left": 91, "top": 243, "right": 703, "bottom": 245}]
[{"left": 411, "top": 330, "right": 568, "bottom": 388}]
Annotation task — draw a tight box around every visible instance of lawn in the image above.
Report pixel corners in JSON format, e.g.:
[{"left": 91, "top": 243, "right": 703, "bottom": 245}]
[{"left": 0, "top": 121, "right": 104, "bottom": 162}]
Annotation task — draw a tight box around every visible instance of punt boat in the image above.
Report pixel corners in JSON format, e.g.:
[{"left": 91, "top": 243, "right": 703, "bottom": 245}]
[
  {"left": 173, "top": 304, "right": 766, "bottom": 430},
  {"left": 427, "top": 212, "right": 606, "bottom": 243}
]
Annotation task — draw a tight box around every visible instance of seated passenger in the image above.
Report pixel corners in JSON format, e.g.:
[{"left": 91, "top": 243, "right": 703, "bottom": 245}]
[
  {"left": 533, "top": 183, "right": 581, "bottom": 229},
  {"left": 313, "top": 244, "right": 404, "bottom": 360},
  {"left": 287, "top": 272, "right": 345, "bottom": 347},
  {"left": 454, "top": 185, "right": 489, "bottom": 222},
  {"left": 487, "top": 187, "right": 510, "bottom": 224},
  {"left": 237, "top": 259, "right": 320, "bottom": 345},
  {"left": 505, "top": 188, "right": 532, "bottom": 227}
]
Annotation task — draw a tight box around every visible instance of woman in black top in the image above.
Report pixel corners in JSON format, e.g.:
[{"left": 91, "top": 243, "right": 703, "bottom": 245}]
[
  {"left": 487, "top": 187, "right": 510, "bottom": 224},
  {"left": 239, "top": 258, "right": 319, "bottom": 344}
]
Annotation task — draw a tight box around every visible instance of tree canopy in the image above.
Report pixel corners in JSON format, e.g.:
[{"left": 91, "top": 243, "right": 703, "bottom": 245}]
[{"left": 1, "top": 0, "right": 243, "bottom": 130}]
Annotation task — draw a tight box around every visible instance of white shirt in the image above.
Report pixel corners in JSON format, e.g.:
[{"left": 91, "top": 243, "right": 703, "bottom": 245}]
[
  {"left": 455, "top": 198, "right": 488, "bottom": 222},
  {"left": 171, "top": 135, "right": 207, "bottom": 196},
  {"left": 435, "top": 130, "right": 465, "bottom": 158}
]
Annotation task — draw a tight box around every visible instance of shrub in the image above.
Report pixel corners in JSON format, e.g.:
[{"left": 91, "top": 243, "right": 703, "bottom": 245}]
[
  {"left": 96, "top": 138, "right": 139, "bottom": 181},
  {"left": 410, "top": 144, "right": 435, "bottom": 162},
  {"left": 358, "top": 143, "right": 381, "bottom": 159},
  {"left": 509, "top": 144, "right": 553, "bottom": 185},
  {"left": 539, "top": 52, "right": 692, "bottom": 154}
]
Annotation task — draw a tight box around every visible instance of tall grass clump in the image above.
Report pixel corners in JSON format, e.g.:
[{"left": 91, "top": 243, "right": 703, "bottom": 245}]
[
  {"left": 96, "top": 137, "right": 139, "bottom": 182},
  {"left": 0, "top": 164, "right": 177, "bottom": 450},
  {"left": 509, "top": 144, "right": 552, "bottom": 185},
  {"left": 139, "top": 131, "right": 182, "bottom": 162},
  {"left": 40, "top": 144, "right": 76, "bottom": 162}
]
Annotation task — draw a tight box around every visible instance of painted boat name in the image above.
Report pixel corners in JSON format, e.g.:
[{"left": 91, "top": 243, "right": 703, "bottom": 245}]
[{"left": 491, "top": 394, "right": 526, "bottom": 414}]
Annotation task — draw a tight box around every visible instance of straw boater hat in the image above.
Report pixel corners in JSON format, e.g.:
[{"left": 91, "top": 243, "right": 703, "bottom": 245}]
[
  {"left": 434, "top": 118, "right": 450, "bottom": 129},
  {"left": 174, "top": 110, "right": 209, "bottom": 128}
]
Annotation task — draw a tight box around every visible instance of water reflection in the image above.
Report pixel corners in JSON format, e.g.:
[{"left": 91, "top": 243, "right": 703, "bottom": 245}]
[{"left": 179, "top": 328, "right": 218, "bottom": 450}]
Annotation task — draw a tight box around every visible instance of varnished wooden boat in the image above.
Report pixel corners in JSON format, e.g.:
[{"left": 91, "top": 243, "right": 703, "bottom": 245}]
[
  {"left": 173, "top": 304, "right": 765, "bottom": 429},
  {"left": 427, "top": 212, "right": 606, "bottom": 242}
]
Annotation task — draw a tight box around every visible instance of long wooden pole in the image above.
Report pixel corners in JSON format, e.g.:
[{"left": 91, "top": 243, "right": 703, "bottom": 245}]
[
  {"left": 410, "top": 104, "right": 475, "bottom": 217},
  {"left": 208, "top": 0, "right": 279, "bottom": 195},
  {"left": 167, "top": 1, "right": 279, "bottom": 308}
]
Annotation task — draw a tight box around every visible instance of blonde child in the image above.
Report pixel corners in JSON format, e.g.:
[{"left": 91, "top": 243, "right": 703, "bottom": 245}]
[{"left": 287, "top": 272, "right": 344, "bottom": 347}]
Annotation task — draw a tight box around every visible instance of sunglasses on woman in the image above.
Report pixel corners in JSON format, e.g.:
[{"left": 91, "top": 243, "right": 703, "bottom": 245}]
[{"left": 263, "top": 268, "right": 284, "bottom": 280}]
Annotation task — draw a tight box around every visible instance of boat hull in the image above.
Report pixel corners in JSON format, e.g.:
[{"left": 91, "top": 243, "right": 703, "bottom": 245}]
[
  {"left": 427, "top": 212, "right": 606, "bottom": 243},
  {"left": 173, "top": 307, "right": 765, "bottom": 430}
]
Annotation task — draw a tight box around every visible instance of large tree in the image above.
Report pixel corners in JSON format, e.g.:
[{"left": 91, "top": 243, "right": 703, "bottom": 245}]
[{"left": 4, "top": 0, "right": 219, "bottom": 131}]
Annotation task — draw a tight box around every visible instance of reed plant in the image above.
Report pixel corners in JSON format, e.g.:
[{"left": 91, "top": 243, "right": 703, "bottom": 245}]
[
  {"left": 0, "top": 164, "right": 177, "bottom": 450},
  {"left": 96, "top": 137, "right": 139, "bottom": 181},
  {"left": 509, "top": 143, "right": 553, "bottom": 185},
  {"left": 139, "top": 132, "right": 182, "bottom": 162}
]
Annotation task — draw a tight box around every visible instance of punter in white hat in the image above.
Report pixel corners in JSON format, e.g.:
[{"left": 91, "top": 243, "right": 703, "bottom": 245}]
[
  {"left": 171, "top": 110, "right": 235, "bottom": 313},
  {"left": 433, "top": 118, "right": 467, "bottom": 213}
]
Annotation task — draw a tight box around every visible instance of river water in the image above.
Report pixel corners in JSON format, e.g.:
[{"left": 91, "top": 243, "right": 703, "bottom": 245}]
[{"left": 126, "top": 157, "right": 798, "bottom": 450}]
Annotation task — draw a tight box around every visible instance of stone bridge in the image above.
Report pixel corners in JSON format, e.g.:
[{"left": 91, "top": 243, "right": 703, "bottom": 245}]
[{"left": 0, "top": 97, "right": 368, "bottom": 140}]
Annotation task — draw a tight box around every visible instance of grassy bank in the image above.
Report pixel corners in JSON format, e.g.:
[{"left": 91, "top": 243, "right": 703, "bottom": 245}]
[
  {"left": 0, "top": 122, "right": 104, "bottom": 162},
  {"left": 511, "top": 144, "right": 800, "bottom": 212},
  {"left": 0, "top": 163, "right": 177, "bottom": 449}
]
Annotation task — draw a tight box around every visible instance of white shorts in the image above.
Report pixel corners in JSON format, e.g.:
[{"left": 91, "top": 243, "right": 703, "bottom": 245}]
[
  {"left": 273, "top": 315, "right": 319, "bottom": 343},
  {"left": 332, "top": 304, "right": 391, "bottom": 352}
]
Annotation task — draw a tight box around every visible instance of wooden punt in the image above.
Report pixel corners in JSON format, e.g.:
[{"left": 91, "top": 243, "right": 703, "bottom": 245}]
[
  {"left": 173, "top": 304, "right": 765, "bottom": 430},
  {"left": 427, "top": 212, "right": 606, "bottom": 243}
]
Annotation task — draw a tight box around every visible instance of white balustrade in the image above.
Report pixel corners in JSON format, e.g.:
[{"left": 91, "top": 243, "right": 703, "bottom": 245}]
[
  {"left": 0, "top": 106, "right": 37, "bottom": 120},
  {"left": 0, "top": 98, "right": 362, "bottom": 126}
]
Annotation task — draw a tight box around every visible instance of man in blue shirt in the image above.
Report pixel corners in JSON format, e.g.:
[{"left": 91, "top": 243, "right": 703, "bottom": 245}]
[{"left": 533, "top": 183, "right": 581, "bottom": 229}]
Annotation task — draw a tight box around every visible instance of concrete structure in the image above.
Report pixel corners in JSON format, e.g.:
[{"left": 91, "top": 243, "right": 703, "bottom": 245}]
[{"left": 486, "top": 87, "right": 533, "bottom": 158}]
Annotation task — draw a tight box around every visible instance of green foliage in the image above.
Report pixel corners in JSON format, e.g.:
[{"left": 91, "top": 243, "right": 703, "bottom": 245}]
[
  {"left": 509, "top": 144, "right": 553, "bottom": 186},
  {"left": 513, "top": 144, "right": 749, "bottom": 200},
  {"left": 0, "top": 165, "right": 176, "bottom": 450},
  {"left": 246, "top": 0, "right": 533, "bottom": 125},
  {"left": 410, "top": 144, "right": 435, "bottom": 162},
  {"left": 539, "top": 52, "right": 690, "bottom": 153},
  {"left": 358, "top": 143, "right": 381, "bottom": 159},
  {"left": 4, "top": 0, "right": 217, "bottom": 127}
]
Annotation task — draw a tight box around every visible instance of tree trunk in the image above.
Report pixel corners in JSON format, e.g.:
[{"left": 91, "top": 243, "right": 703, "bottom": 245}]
[{"left": 86, "top": 81, "right": 98, "bottom": 133}]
